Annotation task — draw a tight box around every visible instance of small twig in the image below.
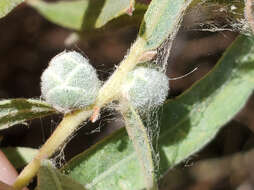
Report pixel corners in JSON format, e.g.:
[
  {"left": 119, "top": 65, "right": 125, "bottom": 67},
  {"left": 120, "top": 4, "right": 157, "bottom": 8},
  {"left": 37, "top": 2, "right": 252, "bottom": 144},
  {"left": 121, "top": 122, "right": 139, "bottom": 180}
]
[
  {"left": 94, "top": 37, "right": 145, "bottom": 108},
  {"left": 245, "top": 0, "right": 254, "bottom": 34},
  {"left": 12, "top": 109, "right": 93, "bottom": 189}
]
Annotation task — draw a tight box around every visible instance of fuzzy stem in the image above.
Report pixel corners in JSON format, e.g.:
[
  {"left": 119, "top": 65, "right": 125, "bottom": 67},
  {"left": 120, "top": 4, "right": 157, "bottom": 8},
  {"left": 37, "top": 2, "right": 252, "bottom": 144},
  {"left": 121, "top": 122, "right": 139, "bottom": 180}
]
[
  {"left": 95, "top": 37, "right": 146, "bottom": 107},
  {"left": 13, "top": 38, "right": 146, "bottom": 190},
  {"left": 12, "top": 109, "right": 93, "bottom": 190}
]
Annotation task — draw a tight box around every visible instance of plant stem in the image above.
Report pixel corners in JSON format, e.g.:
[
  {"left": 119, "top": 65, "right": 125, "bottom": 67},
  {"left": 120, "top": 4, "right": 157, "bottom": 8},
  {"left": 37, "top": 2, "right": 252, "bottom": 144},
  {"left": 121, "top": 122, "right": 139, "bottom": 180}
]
[
  {"left": 95, "top": 37, "right": 146, "bottom": 108},
  {"left": 13, "top": 37, "right": 146, "bottom": 190},
  {"left": 12, "top": 109, "right": 93, "bottom": 190}
]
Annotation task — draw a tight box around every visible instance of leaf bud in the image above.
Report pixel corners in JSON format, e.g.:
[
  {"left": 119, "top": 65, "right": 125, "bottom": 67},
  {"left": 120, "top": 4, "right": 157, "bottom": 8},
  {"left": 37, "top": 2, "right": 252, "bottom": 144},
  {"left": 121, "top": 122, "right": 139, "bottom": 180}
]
[
  {"left": 41, "top": 51, "right": 101, "bottom": 113},
  {"left": 121, "top": 67, "right": 169, "bottom": 109}
]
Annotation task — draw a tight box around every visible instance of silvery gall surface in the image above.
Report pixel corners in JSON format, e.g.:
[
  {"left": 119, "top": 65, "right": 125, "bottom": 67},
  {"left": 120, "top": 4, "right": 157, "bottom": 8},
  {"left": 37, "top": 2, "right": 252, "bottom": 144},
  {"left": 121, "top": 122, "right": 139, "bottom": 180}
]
[{"left": 41, "top": 51, "right": 101, "bottom": 113}]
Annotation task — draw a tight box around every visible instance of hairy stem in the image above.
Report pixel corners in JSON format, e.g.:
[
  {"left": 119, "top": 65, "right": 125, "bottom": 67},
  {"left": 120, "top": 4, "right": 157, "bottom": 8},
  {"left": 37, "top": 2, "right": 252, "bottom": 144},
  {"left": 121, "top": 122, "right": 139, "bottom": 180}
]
[
  {"left": 13, "top": 37, "right": 146, "bottom": 190},
  {"left": 95, "top": 37, "right": 146, "bottom": 108},
  {"left": 12, "top": 109, "right": 93, "bottom": 189}
]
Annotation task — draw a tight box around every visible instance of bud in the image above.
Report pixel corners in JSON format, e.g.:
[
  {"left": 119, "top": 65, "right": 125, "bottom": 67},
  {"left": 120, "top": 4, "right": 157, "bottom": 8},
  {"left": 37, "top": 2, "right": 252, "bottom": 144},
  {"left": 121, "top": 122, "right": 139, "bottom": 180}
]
[
  {"left": 121, "top": 67, "right": 169, "bottom": 109},
  {"left": 41, "top": 51, "right": 101, "bottom": 113}
]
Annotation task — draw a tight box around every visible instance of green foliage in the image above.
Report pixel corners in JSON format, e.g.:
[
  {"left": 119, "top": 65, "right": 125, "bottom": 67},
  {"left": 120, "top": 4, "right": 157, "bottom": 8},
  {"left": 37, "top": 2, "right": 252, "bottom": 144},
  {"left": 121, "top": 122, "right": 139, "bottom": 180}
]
[
  {"left": 139, "top": 0, "right": 193, "bottom": 50},
  {"left": 38, "top": 160, "right": 86, "bottom": 190},
  {"left": 27, "top": 0, "right": 141, "bottom": 31},
  {"left": 0, "top": 0, "right": 23, "bottom": 19},
  {"left": 0, "top": 99, "right": 56, "bottom": 130},
  {"left": 62, "top": 35, "right": 254, "bottom": 190},
  {"left": 2, "top": 147, "right": 38, "bottom": 169},
  {"left": 1, "top": 0, "right": 254, "bottom": 189}
]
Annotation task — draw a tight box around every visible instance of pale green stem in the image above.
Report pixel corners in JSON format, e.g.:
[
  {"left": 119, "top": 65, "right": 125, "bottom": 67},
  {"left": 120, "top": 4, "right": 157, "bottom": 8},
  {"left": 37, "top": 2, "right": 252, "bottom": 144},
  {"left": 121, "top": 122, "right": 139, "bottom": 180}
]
[
  {"left": 12, "top": 109, "right": 93, "bottom": 190},
  {"left": 95, "top": 37, "right": 146, "bottom": 107},
  {"left": 13, "top": 37, "right": 146, "bottom": 190}
]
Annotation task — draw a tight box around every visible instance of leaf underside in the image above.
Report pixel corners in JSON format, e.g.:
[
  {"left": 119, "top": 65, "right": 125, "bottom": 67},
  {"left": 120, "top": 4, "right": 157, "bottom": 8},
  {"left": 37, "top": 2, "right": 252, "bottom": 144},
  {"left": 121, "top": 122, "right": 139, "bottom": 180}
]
[
  {"left": 139, "top": 0, "right": 193, "bottom": 51},
  {"left": 0, "top": 99, "right": 56, "bottom": 130},
  {"left": 27, "top": 0, "right": 139, "bottom": 31},
  {"left": 62, "top": 35, "right": 254, "bottom": 190}
]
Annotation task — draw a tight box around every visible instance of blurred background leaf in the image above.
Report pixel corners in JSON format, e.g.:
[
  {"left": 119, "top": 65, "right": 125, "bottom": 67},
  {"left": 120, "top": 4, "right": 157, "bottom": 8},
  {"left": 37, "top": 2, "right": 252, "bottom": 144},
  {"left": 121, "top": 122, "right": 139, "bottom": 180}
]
[
  {"left": 26, "top": 0, "right": 146, "bottom": 31},
  {"left": 1, "top": 147, "right": 38, "bottom": 169},
  {"left": 0, "top": 0, "right": 24, "bottom": 19}
]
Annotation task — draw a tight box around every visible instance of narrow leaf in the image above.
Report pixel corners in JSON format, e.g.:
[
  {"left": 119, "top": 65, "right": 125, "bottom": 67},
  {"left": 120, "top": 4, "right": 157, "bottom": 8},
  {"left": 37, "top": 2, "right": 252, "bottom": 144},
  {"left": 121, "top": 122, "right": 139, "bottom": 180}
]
[
  {"left": 0, "top": 0, "right": 23, "bottom": 19},
  {"left": 122, "top": 105, "right": 158, "bottom": 190},
  {"left": 0, "top": 99, "right": 56, "bottom": 130},
  {"left": 62, "top": 35, "right": 254, "bottom": 190},
  {"left": 38, "top": 160, "right": 86, "bottom": 190},
  {"left": 27, "top": 0, "right": 142, "bottom": 31},
  {"left": 93, "top": 0, "right": 135, "bottom": 28},
  {"left": 139, "top": 0, "right": 193, "bottom": 51},
  {"left": 1, "top": 147, "right": 38, "bottom": 169}
]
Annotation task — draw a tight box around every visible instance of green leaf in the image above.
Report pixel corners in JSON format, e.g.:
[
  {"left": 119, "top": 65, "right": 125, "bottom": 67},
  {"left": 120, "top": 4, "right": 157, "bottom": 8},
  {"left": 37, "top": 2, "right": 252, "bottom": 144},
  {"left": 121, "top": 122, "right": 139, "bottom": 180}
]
[
  {"left": 139, "top": 0, "right": 193, "bottom": 51},
  {"left": 93, "top": 0, "right": 135, "bottom": 28},
  {"left": 122, "top": 105, "right": 159, "bottom": 190},
  {"left": 1, "top": 147, "right": 38, "bottom": 169},
  {"left": 0, "top": 99, "right": 57, "bottom": 130},
  {"left": 27, "top": 0, "right": 142, "bottom": 31},
  {"left": 38, "top": 160, "right": 86, "bottom": 190},
  {"left": 62, "top": 35, "right": 254, "bottom": 190},
  {"left": 0, "top": 0, "right": 24, "bottom": 19},
  {"left": 77, "top": 3, "right": 147, "bottom": 41}
]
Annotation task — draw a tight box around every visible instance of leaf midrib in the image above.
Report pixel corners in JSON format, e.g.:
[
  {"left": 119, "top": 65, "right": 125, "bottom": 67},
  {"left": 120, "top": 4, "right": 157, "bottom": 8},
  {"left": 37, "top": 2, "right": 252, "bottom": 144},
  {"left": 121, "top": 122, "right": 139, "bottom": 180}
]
[
  {"left": 85, "top": 153, "right": 136, "bottom": 188},
  {"left": 84, "top": 110, "right": 190, "bottom": 188}
]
